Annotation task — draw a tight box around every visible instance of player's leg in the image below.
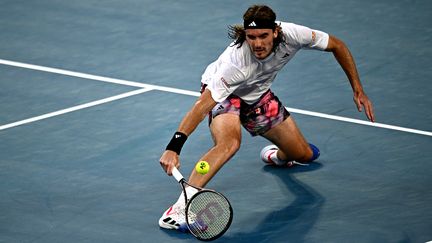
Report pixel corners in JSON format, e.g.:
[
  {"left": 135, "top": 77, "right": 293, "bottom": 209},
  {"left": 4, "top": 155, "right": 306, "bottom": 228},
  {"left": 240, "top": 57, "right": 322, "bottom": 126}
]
[
  {"left": 159, "top": 100, "right": 242, "bottom": 231},
  {"left": 241, "top": 90, "right": 319, "bottom": 166},
  {"left": 188, "top": 113, "right": 242, "bottom": 188},
  {"left": 262, "top": 116, "right": 315, "bottom": 163}
]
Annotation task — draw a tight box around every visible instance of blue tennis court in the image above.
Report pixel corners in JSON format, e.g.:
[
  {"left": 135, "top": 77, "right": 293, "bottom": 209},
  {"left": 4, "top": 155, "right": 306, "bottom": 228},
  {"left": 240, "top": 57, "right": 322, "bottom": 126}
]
[{"left": 1, "top": 0, "right": 431, "bottom": 242}]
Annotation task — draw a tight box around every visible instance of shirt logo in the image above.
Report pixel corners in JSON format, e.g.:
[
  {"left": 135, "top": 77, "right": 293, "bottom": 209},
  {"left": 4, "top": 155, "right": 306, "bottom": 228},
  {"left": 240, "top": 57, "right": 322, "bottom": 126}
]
[{"left": 220, "top": 77, "right": 231, "bottom": 89}]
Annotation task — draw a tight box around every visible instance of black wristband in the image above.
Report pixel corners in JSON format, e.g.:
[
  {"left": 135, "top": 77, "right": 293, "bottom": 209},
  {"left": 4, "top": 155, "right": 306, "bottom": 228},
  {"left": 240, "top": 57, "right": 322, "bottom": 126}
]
[{"left": 166, "top": 131, "right": 188, "bottom": 155}]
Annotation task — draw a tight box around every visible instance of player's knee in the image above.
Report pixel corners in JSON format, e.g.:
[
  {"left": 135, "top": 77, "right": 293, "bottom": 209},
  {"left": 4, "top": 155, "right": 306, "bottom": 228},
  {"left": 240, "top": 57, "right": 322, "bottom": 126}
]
[
  {"left": 296, "top": 143, "right": 320, "bottom": 163},
  {"left": 215, "top": 139, "right": 241, "bottom": 157},
  {"left": 306, "top": 143, "right": 320, "bottom": 162},
  {"left": 226, "top": 139, "right": 241, "bottom": 155}
]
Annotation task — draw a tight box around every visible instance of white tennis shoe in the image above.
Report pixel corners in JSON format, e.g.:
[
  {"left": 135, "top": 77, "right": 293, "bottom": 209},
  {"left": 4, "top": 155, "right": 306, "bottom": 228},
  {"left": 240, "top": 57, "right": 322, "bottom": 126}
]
[
  {"left": 260, "top": 145, "right": 307, "bottom": 167},
  {"left": 159, "top": 202, "right": 188, "bottom": 232},
  {"left": 260, "top": 145, "right": 279, "bottom": 164}
]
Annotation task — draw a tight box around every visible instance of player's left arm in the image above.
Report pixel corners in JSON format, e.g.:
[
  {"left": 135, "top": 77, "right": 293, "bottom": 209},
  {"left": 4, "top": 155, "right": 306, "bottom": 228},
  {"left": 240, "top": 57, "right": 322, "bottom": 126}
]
[{"left": 325, "top": 35, "right": 376, "bottom": 122}]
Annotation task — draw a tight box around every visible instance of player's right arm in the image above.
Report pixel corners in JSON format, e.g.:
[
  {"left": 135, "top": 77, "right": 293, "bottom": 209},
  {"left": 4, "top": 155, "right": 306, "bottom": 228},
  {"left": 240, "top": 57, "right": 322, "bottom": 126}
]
[
  {"left": 160, "top": 89, "right": 217, "bottom": 175},
  {"left": 160, "top": 58, "right": 245, "bottom": 176}
]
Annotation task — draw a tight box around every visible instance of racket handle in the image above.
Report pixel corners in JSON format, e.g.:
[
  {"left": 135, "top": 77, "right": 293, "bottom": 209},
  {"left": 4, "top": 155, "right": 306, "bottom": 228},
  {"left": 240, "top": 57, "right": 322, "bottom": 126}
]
[{"left": 171, "top": 167, "right": 184, "bottom": 182}]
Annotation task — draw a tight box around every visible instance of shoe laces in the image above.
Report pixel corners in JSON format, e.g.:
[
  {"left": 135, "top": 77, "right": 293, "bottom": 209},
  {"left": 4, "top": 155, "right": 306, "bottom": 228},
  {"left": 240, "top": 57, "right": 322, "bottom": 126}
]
[
  {"left": 174, "top": 201, "right": 198, "bottom": 223},
  {"left": 288, "top": 161, "right": 309, "bottom": 167},
  {"left": 171, "top": 202, "right": 186, "bottom": 221}
]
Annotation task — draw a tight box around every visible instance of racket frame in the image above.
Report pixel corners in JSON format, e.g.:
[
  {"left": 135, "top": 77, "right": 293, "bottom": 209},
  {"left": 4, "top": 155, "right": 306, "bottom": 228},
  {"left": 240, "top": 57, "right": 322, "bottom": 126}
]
[{"left": 171, "top": 167, "right": 233, "bottom": 241}]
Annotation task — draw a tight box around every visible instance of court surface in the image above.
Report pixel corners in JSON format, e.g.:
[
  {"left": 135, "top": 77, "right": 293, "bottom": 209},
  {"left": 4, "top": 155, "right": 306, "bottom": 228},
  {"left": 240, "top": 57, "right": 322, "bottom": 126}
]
[{"left": 1, "top": 0, "right": 431, "bottom": 242}]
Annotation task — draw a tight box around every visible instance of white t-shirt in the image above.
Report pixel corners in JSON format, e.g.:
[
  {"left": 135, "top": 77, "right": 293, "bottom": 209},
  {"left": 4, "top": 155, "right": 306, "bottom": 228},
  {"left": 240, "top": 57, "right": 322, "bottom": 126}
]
[{"left": 201, "top": 21, "right": 329, "bottom": 104}]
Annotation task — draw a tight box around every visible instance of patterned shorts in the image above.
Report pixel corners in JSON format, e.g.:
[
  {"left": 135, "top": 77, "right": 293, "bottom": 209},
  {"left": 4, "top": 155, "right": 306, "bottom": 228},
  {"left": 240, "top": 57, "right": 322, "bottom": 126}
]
[{"left": 203, "top": 84, "right": 290, "bottom": 136}]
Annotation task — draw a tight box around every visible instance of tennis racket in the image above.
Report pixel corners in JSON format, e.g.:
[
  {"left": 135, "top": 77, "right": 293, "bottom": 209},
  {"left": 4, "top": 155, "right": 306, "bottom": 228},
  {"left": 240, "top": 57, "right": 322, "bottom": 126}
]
[{"left": 171, "top": 167, "right": 233, "bottom": 241}]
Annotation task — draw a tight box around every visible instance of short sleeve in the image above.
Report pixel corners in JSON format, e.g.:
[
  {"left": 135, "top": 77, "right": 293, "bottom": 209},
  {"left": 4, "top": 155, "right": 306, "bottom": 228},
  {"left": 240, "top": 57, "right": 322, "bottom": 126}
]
[
  {"left": 280, "top": 22, "right": 329, "bottom": 50},
  {"left": 202, "top": 62, "right": 245, "bottom": 103},
  {"left": 308, "top": 29, "right": 329, "bottom": 50}
]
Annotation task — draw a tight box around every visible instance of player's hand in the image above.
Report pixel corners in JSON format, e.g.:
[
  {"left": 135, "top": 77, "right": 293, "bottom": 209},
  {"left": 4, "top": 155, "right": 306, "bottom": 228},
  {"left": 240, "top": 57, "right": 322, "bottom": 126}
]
[
  {"left": 159, "top": 150, "right": 180, "bottom": 176},
  {"left": 353, "top": 91, "right": 375, "bottom": 122}
]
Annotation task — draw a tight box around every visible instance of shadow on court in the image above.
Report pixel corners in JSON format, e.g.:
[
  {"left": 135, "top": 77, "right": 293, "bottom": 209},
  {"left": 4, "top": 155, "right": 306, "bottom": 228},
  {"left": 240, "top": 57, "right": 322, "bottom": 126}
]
[
  {"left": 160, "top": 162, "right": 324, "bottom": 242},
  {"left": 225, "top": 163, "right": 324, "bottom": 242}
]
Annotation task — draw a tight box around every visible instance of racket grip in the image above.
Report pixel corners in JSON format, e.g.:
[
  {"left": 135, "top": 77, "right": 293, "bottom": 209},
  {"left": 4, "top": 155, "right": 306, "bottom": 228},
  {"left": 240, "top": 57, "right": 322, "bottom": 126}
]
[{"left": 171, "top": 167, "right": 184, "bottom": 182}]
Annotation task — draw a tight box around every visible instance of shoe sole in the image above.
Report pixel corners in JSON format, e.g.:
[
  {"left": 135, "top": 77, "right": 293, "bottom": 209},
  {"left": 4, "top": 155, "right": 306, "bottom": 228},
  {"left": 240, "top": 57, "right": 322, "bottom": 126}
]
[{"left": 159, "top": 216, "right": 182, "bottom": 230}]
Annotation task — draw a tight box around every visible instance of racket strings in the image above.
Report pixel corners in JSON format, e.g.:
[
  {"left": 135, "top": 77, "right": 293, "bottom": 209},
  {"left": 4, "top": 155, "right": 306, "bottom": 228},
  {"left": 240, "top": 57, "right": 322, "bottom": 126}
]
[{"left": 187, "top": 191, "right": 232, "bottom": 240}]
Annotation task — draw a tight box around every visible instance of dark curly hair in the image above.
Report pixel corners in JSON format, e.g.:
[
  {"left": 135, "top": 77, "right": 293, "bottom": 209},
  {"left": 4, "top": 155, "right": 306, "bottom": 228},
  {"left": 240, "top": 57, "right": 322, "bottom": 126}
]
[{"left": 228, "top": 5, "right": 285, "bottom": 51}]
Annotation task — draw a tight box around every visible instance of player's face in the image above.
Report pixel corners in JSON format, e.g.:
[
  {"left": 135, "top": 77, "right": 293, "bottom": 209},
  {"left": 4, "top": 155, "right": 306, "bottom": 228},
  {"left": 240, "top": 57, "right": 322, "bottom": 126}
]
[{"left": 245, "top": 28, "right": 278, "bottom": 59}]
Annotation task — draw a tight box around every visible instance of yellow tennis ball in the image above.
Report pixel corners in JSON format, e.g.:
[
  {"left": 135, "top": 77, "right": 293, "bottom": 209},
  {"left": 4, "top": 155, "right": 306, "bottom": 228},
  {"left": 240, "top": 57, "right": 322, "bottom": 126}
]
[{"left": 195, "top": 161, "right": 210, "bottom": 175}]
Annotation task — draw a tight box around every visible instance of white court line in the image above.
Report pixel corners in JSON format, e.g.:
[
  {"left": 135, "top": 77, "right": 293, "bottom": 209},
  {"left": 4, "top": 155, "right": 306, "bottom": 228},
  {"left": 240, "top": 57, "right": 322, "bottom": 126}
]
[
  {"left": 0, "top": 88, "right": 152, "bottom": 131},
  {"left": 0, "top": 59, "right": 200, "bottom": 97},
  {"left": 1, "top": 58, "right": 431, "bottom": 137},
  {"left": 287, "top": 108, "right": 432, "bottom": 137}
]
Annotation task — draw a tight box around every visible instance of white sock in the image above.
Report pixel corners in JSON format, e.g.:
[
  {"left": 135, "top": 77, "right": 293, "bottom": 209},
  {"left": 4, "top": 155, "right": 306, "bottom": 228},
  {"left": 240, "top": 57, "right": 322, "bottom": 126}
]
[
  {"left": 269, "top": 150, "right": 288, "bottom": 166},
  {"left": 176, "top": 186, "right": 199, "bottom": 205}
]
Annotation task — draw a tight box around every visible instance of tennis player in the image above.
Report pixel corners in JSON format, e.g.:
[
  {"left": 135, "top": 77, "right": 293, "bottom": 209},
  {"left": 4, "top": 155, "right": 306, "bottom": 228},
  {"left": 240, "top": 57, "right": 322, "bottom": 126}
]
[{"left": 159, "top": 5, "right": 375, "bottom": 230}]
